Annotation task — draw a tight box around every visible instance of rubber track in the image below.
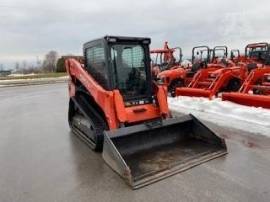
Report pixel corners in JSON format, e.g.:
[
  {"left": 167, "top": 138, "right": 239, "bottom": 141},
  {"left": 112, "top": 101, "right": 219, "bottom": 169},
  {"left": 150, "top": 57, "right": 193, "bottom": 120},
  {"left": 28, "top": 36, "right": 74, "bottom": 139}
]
[{"left": 71, "top": 92, "right": 107, "bottom": 151}]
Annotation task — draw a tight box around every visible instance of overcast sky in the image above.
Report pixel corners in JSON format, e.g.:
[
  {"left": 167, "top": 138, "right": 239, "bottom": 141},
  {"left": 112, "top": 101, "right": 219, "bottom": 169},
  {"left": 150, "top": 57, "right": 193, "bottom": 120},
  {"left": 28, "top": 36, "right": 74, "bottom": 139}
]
[{"left": 0, "top": 0, "right": 270, "bottom": 68}]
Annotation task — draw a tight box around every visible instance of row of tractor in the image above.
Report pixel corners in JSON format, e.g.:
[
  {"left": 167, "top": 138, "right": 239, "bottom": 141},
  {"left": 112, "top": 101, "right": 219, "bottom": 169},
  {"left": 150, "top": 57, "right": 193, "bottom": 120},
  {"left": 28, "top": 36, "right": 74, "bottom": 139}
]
[{"left": 151, "top": 42, "right": 270, "bottom": 108}]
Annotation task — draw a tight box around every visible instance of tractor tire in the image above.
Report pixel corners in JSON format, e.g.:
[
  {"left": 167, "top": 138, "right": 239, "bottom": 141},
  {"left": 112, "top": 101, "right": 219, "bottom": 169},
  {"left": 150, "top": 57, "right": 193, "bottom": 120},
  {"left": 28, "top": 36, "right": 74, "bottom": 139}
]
[
  {"left": 169, "top": 79, "right": 184, "bottom": 97},
  {"left": 226, "top": 79, "right": 241, "bottom": 92}
]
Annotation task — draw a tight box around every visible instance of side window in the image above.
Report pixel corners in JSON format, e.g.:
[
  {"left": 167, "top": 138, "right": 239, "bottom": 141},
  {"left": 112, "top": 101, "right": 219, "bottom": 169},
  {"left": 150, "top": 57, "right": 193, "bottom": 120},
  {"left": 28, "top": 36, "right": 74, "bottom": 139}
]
[{"left": 85, "top": 45, "right": 108, "bottom": 89}]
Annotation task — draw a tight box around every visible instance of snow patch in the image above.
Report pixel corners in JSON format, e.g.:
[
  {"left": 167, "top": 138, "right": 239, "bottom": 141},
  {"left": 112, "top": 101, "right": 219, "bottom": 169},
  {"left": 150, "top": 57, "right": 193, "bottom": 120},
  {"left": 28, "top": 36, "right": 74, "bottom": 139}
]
[
  {"left": 8, "top": 73, "right": 36, "bottom": 77},
  {"left": 168, "top": 96, "right": 270, "bottom": 137}
]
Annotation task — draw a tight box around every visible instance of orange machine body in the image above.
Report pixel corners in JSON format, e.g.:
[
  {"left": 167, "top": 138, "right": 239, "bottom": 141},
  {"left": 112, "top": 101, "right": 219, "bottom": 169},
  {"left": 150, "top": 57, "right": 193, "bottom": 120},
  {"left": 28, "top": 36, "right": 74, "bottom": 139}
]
[{"left": 66, "top": 59, "right": 169, "bottom": 130}]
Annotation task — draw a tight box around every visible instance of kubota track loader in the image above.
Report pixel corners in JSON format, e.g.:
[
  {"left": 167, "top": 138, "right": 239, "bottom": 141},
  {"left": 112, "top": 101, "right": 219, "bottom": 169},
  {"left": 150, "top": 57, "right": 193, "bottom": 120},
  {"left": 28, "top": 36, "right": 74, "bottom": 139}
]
[{"left": 65, "top": 36, "right": 227, "bottom": 189}]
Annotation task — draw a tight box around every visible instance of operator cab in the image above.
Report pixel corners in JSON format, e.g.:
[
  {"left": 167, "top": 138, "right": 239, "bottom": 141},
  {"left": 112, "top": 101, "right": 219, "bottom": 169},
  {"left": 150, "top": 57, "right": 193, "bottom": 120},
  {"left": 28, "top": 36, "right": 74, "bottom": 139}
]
[
  {"left": 83, "top": 36, "right": 152, "bottom": 106},
  {"left": 244, "top": 43, "right": 270, "bottom": 71},
  {"left": 230, "top": 49, "right": 240, "bottom": 61},
  {"left": 189, "top": 46, "right": 210, "bottom": 75},
  {"left": 245, "top": 42, "right": 270, "bottom": 63},
  {"left": 212, "top": 46, "right": 228, "bottom": 65}
]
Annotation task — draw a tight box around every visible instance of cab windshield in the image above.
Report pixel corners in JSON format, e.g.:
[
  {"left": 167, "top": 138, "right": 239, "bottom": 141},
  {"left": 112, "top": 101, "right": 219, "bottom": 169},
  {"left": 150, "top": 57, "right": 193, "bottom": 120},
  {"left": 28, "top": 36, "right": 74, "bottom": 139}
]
[
  {"left": 248, "top": 46, "right": 269, "bottom": 61},
  {"left": 110, "top": 44, "right": 148, "bottom": 100}
]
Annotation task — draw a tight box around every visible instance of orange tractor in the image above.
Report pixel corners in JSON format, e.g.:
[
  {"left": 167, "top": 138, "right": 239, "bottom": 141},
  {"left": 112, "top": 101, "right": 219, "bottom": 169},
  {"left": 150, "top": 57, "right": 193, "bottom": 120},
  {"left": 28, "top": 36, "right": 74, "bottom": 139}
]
[
  {"left": 151, "top": 42, "right": 183, "bottom": 79},
  {"left": 211, "top": 46, "right": 228, "bottom": 63},
  {"left": 176, "top": 65, "right": 247, "bottom": 99},
  {"left": 222, "top": 43, "right": 270, "bottom": 108},
  {"left": 157, "top": 46, "right": 212, "bottom": 96},
  {"left": 230, "top": 49, "right": 241, "bottom": 63},
  {"left": 176, "top": 43, "right": 270, "bottom": 99},
  {"left": 65, "top": 36, "right": 227, "bottom": 189},
  {"left": 175, "top": 45, "right": 252, "bottom": 99}
]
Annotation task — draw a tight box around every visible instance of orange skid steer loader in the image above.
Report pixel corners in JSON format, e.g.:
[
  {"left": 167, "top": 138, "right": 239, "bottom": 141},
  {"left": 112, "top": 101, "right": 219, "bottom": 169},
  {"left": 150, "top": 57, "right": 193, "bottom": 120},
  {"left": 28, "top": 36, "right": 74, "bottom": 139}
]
[{"left": 65, "top": 36, "right": 227, "bottom": 189}]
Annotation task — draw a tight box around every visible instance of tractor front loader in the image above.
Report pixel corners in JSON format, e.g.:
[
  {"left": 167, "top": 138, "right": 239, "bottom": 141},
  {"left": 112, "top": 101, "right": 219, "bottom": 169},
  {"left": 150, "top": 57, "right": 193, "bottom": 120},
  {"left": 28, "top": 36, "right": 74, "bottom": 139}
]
[
  {"left": 65, "top": 36, "right": 227, "bottom": 189},
  {"left": 222, "top": 67, "right": 270, "bottom": 108},
  {"left": 175, "top": 45, "right": 245, "bottom": 99},
  {"left": 222, "top": 42, "right": 270, "bottom": 108},
  {"left": 176, "top": 65, "right": 247, "bottom": 99}
]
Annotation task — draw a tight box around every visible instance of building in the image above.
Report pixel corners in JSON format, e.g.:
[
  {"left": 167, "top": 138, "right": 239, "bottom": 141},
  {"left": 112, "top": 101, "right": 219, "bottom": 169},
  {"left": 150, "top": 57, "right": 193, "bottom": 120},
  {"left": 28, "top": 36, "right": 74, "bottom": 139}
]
[{"left": 0, "top": 70, "right": 12, "bottom": 77}]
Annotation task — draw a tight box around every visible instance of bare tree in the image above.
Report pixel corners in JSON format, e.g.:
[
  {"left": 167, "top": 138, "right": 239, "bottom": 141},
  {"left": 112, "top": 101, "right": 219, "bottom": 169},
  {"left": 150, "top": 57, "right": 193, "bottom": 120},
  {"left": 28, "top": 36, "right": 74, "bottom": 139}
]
[
  {"left": 36, "top": 56, "right": 42, "bottom": 68},
  {"left": 22, "top": 60, "right": 27, "bottom": 69},
  {"left": 42, "top": 51, "right": 59, "bottom": 72},
  {"left": 15, "top": 62, "right": 20, "bottom": 72}
]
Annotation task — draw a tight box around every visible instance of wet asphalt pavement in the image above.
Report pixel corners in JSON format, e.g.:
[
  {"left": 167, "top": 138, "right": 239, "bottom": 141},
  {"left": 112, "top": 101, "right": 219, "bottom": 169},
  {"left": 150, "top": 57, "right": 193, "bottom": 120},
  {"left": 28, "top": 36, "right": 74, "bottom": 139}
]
[{"left": 0, "top": 83, "right": 270, "bottom": 202}]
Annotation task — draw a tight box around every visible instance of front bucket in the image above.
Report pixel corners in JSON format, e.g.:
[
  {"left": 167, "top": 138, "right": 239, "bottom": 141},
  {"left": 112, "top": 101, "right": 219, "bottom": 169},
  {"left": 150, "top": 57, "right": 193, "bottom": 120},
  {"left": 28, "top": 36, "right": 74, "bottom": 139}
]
[
  {"left": 176, "top": 87, "right": 212, "bottom": 98},
  {"left": 102, "top": 115, "right": 227, "bottom": 189},
  {"left": 222, "top": 92, "right": 270, "bottom": 108}
]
